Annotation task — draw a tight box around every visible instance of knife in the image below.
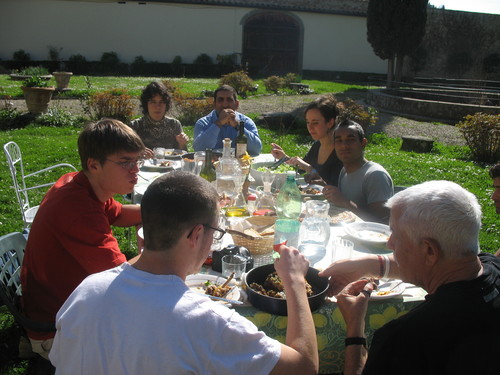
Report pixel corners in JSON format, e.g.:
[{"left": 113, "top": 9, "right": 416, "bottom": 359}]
[{"left": 269, "top": 156, "right": 290, "bottom": 170}]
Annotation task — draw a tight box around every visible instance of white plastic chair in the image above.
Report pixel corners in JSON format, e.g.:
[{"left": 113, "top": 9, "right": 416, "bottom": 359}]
[{"left": 3, "top": 141, "right": 77, "bottom": 227}]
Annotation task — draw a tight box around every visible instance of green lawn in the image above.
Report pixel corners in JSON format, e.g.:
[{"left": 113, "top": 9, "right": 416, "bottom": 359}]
[{"left": 0, "top": 77, "right": 498, "bottom": 373}]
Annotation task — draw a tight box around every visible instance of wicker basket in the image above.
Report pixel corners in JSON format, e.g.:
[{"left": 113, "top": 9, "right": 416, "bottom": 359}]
[{"left": 227, "top": 216, "right": 276, "bottom": 256}]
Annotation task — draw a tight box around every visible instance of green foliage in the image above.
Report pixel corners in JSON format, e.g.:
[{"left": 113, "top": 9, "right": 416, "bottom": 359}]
[
  {"left": 193, "top": 53, "right": 213, "bottom": 65},
  {"left": 0, "top": 108, "right": 31, "bottom": 130},
  {"left": 337, "top": 97, "right": 378, "bottom": 130},
  {"left": 172, "top": 56, "right": 182, "bottom": 65},
  {"left": 17, "top": 66, "right": 50, "bottom": 76},
  {"left": 457, "top": 112, "right": 500, "bottom": 163},
  {"left": 12, "top": 49, "right": 30, "bottom": 62},
  {"left": 219, "top": 70, "right": 255, "bottom": 98},
  {"left": 88, "top": 89, "right": 135, "bottom": 122},
  {"left": 263, "top": 75, "right": 284, "bottom": 93},
  {"left": 22, "top": 75, "right": 49, "bottom": 88},
  {"left": 67, "top": 54, "right": 87, "bottom": 74},
  {"left": 34, "top": 108, "right": 86, "bottom": 128}
]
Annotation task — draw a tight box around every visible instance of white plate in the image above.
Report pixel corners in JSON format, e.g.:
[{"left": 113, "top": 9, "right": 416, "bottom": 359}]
[
  {"left": 185, "top": 274, "right": 240, "bottom": 304},
  {"left": 371, "top": 279, "right": 405, "bottom": 300},
  {"left": 137, "top": 227, "right": 144, "bottom": 239},
  {"left": 299, "top": 184, "right": 324, "bottom": 198},
  {"left": 344, "top": 222, "right": 391, "bottom": 245}
]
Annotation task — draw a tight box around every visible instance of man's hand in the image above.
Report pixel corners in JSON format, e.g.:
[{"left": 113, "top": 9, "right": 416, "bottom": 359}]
[
  {"left": 176, "top": 132, "right": 189, "bottom": 148},
  {"left": 323, "top": 185, "right": 351, "bottom": 208},
  {"left": 217, "top": 109, "right": 238, "bottom": 128},
  {"left": 274, "top": 245, "right": 309, "bottom": 286},
  {"left": 336, "top": 279, "right": 375, "bottom": 336}
]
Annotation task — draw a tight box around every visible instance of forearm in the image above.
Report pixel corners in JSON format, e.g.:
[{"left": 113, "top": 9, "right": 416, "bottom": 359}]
[
  {"left": 193, "top": 120, "right": 219, "bottom": 151},
  {"left": 113, "top": 204, "right": 141, "bottom": 227},
  {"left": 245, "top": 130, "right": 262, "bottom": 156},
  {"left": 284, "top": 278, "right": 319, "bottom": 373},
  {"left": 344, "top": 312, "right": 368, "bottom": 375}
]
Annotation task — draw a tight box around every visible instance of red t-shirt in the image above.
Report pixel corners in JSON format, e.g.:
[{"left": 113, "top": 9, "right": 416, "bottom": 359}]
[{"left": 21, "top": 171, "right": 126, "bottom": 340}]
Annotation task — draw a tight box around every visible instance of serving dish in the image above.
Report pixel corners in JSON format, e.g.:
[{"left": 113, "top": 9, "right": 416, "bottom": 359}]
[
  {"left": 250, "top": 161, "right": 295, "bottom": 190},
  {"left": 162, "top": 149, "right": 187, "bottom": 160},
  {"left": 343, "top": 222, "right": 391, "bottom": 246},
  {"left": 186, "top": 274, "right": 241, "bottom": 304},
  {"left": 244, "top": 263, "right": 329, "bottom": 316}
]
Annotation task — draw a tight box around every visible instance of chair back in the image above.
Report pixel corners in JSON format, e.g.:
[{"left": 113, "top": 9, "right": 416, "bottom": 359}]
[
  {"left": 0, "top": 232, "right": 56, "bottom": 332},
  {"left": 3, "top": 142, "right": 32, "bottom": 224}
]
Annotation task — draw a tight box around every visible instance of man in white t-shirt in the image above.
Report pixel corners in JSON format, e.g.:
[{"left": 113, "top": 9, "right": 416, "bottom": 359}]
[
  {"left": 49, "top": 171, "right": 318, "bottom": 375},
  {"left": 323, "top": 119, "right": 393, "bottom": 223}
]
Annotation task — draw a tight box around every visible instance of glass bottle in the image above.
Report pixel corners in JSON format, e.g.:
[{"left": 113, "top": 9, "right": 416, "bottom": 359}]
[
  {"left": 298, "top": 200, "right": 330, "bottom": 265},
  {"left": 254, "top": 171, "right": 276, "bottom": 216},
  {"left": 199, "top": 149, "right": 216, "bottom": 182},
  {"left": 235, "top": 120, "right": 247, "bottom": 158},
  {"left": 274, "top": 171, "right": 301, "bottom": 249}
]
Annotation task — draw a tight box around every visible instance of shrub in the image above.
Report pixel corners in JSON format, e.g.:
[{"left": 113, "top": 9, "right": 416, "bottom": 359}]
[
  {"left": 193, "top": 53, "right": 213, "bottom": 65},
  {"left": 336, "top": 97, "right": 378, "bottom": 131},
  {"left": 0, "top": 108, "right": 31, "bottom": 130},
  {"left": 263, "top": 75, "right": 285, "bottom": 93},
  {"left": 34, "top": 108, "right": 86, "bottom": 128},
  {"left": 13, "top": 49, "right": 30, "bottom": 62},
  {"left": 457, "top": 112, "right": 500, "bottom": 163},
  {"left": 283, "top": 72, "right": 300, "bottom": 86},
  {"left": 174, "top": 97, "right": 213, "bottom": 126},
  {"left": 67, "top": 54, "right": 87, "bottom": 74},
  {"left": 88, "top": 89, "right": 135, "bottom": 123},
  {"left": 18, "top": 66, "right": 50, "bottom": 76},
  {"left": 219, "top": 70, "right": 255, "bottom": 98}
]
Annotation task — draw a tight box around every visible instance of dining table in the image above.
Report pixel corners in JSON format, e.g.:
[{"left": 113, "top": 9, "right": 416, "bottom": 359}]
[{"left": 133, "top": 153, "right": 427, "bottom": 374}]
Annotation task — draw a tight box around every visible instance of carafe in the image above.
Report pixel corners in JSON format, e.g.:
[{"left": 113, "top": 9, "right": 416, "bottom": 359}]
[{"left": 298, "top": 200, "right": 330, "bottom": 265}]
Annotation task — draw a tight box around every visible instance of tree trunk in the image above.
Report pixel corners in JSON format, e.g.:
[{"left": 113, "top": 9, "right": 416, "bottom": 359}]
[
  {"left": 394, "top": 53, "right": 405, "bottom": 88},
  {"left": 387, "top": 57, "right": 395, "bottom": 87}
]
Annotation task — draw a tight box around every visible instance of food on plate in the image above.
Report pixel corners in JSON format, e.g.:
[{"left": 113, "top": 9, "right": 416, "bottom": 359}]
[
  {"left": 204, "top": 282, "right": 232, "bottom": 297},
  {"left": 376, "top": 290, "right": 392, "bottom": 296},
  {"left": 329, "top": 210, "right": 357, "bottom": 224},
  {"left": 249, "top": 272, "right": 313, "bottom": 299},
  {"left": 159, "top": 160, "right": 171, "bottom": 167},
  {"left": 165, "top": 150, "right": 183, "bottom": 156},
  {"left": 300, "top": 186, "right": 322, "bottom": 195},
  {"left": 256, "top": 164, "right": 295, "bottom": 174},
  {"left": 357, "top": 230, "right": 390, "bottom": 242}
]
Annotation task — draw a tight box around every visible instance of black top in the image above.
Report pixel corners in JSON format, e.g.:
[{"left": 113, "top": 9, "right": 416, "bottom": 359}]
[
  {"left": 303, "top": 141, "right": 343, "bottom": 186},
  {"left": 363, "top": 253, "right": 500, "bottom": 375}
]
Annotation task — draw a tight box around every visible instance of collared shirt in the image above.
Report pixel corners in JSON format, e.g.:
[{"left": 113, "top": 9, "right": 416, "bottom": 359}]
[{"left": 193, "top": 110, "right": 262, "bottom": 156}]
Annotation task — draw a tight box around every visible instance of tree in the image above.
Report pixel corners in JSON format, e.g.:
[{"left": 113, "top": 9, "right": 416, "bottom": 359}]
[{"left": 367, "top": 0, "right": 428, "bottom": 87}]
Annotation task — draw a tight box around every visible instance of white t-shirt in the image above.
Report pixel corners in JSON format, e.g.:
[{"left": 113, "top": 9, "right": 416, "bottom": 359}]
[
  {"left": 50, "top": 263, "right": 281, "bottom": 375},
  {"left": 338, "top": 161, "right": 394, "bottom": 209}
]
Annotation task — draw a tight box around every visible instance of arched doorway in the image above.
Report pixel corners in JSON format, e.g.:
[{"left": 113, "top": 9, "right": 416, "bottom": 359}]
[{"left": 242, "top": 12, "right": 302, "bottom": 76}]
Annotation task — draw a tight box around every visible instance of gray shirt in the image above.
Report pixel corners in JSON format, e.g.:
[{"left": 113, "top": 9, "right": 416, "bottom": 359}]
[{"left": 338, "top": 161, "right": 394, "bottom": 210}]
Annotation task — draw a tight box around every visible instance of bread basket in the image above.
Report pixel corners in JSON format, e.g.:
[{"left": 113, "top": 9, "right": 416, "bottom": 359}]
[{"left": 227, "top": 216, "right": 276, "bottom": 256}]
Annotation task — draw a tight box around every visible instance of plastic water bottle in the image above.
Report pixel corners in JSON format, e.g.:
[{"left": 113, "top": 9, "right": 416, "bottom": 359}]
[{"left": 274, "top": 171, "right": 301, "bottom": 249}]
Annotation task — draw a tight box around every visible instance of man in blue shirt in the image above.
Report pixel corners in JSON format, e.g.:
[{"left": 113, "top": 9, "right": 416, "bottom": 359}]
[{"left": 193, "top": 85, "right": 262, "bottom": 156}]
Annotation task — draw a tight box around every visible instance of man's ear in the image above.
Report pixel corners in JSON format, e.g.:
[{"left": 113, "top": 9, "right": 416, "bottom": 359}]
[
  {"left": 361, "top": 137, "right": 368, "bottom": 148},
  {"left": 187, "top": 224, "right": 204, "bottom": 247},
  {"left": 87, "top": 158, "right": 100, "bottom": 172},
  {"left": 234, "top": 100, "right": 240, "bottom": 111},
  {"left": 422, "top": 237, "right": 441, "bottom": 266}
]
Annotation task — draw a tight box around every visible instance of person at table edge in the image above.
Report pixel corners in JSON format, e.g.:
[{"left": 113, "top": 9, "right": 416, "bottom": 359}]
[
  {"left": 20, "top": 119, "right": 144, "bottom": 360},
  {"left": 323, "top": 119, "right": 393, "bottom": 223},
  {"left": 319, "top": 180, "right": 500, "bottom": 375},
  {"left": 193, "top": 84, "right": 262, "bottom": 156},
  {"left": 130, "top": 81, "right": 189, "bottom": 151},
  {"left": 49, "top": 171, "right": 318, "bottom": 375}
]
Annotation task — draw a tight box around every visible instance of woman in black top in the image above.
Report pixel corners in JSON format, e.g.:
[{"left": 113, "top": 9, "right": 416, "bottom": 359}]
[{"left": 271, "top": 95, "right": 342, "bottom": 186}]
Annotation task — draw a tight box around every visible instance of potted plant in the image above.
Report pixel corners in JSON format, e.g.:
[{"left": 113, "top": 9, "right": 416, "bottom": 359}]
[
  {"left": 52, "top": 71, "right": 73, "bottom": 91},
  {"left": 21, "top": 75, "right": 55, "bottom": 114},
  {"left": 10, "top": 66, "right": 52, "bottom": 81}
]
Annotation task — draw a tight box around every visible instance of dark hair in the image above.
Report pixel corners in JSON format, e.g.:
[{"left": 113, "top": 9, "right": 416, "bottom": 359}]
[
  {"left": 140, "top": 81, "right": 172, "bottom": 115},
  {"left": 333, "top": 119, "right": 365, "bottom": 142},
  {"left": 141, "top": 171, "right": 219, "bottom": 251},
  {"left": 304, "top": 95, "right": 339, "bottom": 124},
  {"left": 490, "top": 162, "right": 500, "bottom": 179},
  {"left": 78, "top": 118, "right": 145, "bottom": 170},
  {"left": 213, "top": 85, "right": 238, "bottom": 101}
]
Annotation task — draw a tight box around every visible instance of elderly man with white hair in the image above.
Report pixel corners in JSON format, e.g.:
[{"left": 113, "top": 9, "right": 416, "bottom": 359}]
[{"left": 319, "top": 180, "right": 500, "bottom": 375}]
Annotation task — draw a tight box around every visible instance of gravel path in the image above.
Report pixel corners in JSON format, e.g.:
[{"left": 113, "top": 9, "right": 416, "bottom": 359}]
[{"left": 9, "top": 94, "right": 465, "bottom": 146}]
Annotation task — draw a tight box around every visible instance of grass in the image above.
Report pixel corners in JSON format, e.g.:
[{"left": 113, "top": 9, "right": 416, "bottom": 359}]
[
  {"left": 0, "top": 77, "right": 498, "bottom": 373},
  {"left": 0, "top": 74, "right": 374, "bottom": 99}
]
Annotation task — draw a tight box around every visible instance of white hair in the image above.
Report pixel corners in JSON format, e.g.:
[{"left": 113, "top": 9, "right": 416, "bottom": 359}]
[{"left": 386, "top": 180, "right": 482, "bottom": 257}]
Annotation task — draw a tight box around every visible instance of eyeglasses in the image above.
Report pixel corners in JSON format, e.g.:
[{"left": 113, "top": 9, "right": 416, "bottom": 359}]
[
  {"left": 148, "top": 100, "right": 167, "bottom": 106},
  {"left": 106, "top": 159, "right": 144, "bottom": 171},
  {"left": 203, "top": 224, "right": 226, "bottom": 240}
]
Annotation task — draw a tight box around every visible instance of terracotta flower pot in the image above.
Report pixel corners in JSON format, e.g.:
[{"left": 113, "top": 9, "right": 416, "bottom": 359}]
[
  {"left": 21, "top": 86, "right": 55, "bottom": 114},
  {"left": 52, "top": 71, "right": 73, "bottom": 91}
]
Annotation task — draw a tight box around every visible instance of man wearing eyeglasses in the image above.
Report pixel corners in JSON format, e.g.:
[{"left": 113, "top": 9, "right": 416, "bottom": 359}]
[
  {"left": 21, "top": 118, "right": 146, "bottom": 361},
  {"left": 49, "top": 171, "right": 319, "bottom": 375}
]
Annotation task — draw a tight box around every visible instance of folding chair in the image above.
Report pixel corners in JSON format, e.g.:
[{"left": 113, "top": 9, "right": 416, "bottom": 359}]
[{"left": 3, "top": 141, "right": 77, "bottom": 227}]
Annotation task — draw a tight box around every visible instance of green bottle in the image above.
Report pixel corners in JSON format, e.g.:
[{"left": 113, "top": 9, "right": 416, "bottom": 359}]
[
  {"left": 235, "top": 120, "right": 247, "bottom": 158},
  {"left": 199, "top": 149, "right": 216, "bottom": 182}
]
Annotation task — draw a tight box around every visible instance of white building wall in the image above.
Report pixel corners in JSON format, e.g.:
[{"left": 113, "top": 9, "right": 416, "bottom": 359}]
[{"left": 0, "top": 0, "right": 386, "bottom": 74}]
